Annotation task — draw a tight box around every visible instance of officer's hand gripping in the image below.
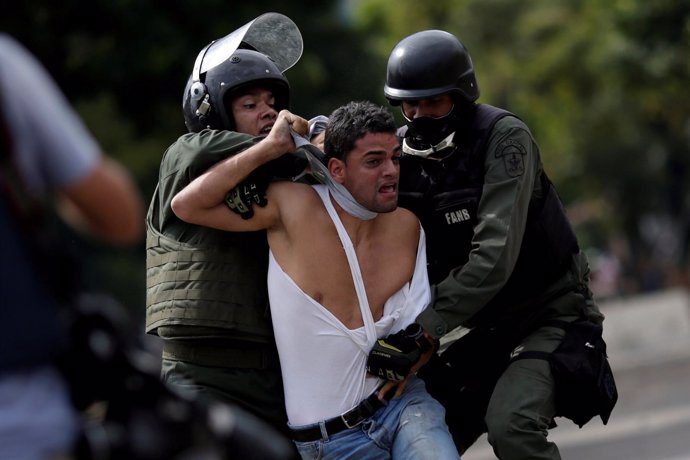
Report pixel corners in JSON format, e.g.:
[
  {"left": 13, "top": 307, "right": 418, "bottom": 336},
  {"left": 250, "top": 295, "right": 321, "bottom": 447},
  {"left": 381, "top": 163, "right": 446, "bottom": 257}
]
[
  {"left": 367, "top": 323, "right": 435, "bottom": 382},
  {"left": 224, "top": 169, "right": 271, "bottom": 219}
]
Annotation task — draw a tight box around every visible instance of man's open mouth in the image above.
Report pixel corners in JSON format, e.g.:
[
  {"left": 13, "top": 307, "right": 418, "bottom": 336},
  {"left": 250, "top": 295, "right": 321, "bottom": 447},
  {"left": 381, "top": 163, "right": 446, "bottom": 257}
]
[{"left": 379, "top": 183, "right": 397, "bottom": 193}]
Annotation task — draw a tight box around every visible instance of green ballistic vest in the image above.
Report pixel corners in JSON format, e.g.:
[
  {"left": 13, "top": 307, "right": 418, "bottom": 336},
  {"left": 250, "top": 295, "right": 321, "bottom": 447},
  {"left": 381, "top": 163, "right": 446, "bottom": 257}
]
[
  {"left": 145, "top": 220, "right": 272, "bottom": 337},
  {"left": 145, "top": 130, "right": 274, "bottom": 343}
]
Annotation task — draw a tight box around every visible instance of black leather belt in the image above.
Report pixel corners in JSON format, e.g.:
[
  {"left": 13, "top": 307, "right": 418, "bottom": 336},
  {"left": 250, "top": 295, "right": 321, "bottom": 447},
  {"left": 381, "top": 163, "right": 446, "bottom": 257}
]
[{"left": 290, "top": 389, "right": 389, "bottom": 442}]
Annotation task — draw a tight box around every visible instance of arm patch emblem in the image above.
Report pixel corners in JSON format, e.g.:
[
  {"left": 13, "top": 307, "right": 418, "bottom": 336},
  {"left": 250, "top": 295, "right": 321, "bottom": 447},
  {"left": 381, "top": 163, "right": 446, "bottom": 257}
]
[{"left": 495, "top": 139, "right": 526, "bottom": 177}]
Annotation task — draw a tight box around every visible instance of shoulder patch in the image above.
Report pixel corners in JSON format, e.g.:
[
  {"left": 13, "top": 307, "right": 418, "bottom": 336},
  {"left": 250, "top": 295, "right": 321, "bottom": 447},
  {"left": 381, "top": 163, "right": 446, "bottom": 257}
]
[{"left": 495, "top": 138, "right": 526, "bottom": 177}]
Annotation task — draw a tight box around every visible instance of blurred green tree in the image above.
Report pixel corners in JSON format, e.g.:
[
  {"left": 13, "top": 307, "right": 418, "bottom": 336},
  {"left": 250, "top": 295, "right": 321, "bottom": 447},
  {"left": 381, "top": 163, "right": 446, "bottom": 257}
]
[
  {"left": 2, "top": 0, "right": 689, "bottom": 307},
  {"left": 353, "top": 0, "right": 690, "bottom": 293},
  {"left": 1, "top": 0, "right": 384, "bottom": 315}
]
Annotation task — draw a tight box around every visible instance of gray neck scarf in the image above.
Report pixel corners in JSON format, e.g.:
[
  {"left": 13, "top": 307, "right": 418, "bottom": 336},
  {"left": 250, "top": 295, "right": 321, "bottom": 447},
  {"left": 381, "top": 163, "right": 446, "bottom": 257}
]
[{"left": 292, "top": 131, "right": 377, "bottom": 221}]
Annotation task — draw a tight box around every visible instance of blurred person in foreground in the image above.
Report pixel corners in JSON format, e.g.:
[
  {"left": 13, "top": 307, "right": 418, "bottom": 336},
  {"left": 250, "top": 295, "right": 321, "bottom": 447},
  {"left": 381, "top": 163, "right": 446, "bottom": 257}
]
[
  {"left": 371, "top": 30, "right": 615, "bottom": 459},
  {"left": 171, "top": 100, "right": 459, "bottom": 460},
  {"left": 0, "top": 33, "right": 144, "bottom": 460}
]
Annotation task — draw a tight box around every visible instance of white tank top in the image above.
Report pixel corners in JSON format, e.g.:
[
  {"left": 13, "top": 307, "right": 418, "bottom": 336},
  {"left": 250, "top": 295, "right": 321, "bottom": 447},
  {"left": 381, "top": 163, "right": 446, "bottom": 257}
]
[{"left": 268, "top": 184, "right": 430, "bottom": 426}]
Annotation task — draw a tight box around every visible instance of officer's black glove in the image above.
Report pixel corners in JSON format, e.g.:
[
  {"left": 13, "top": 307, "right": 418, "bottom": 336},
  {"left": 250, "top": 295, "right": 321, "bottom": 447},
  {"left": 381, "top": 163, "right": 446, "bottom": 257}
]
[
  {"left": 367, "top": 323, "right": 433, "bottom": 382},
  {"left": 224, "top": 170, "right": 270, "bottom": 220},
  {"left": 224, "top": 153, "right": 311, "bottom": 220}
]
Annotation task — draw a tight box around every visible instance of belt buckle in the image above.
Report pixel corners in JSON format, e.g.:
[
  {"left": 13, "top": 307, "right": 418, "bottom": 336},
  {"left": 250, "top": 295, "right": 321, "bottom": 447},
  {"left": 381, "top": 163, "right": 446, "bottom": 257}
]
[{"left": 340, "top": 410, "right": 365, "bottom": 429}]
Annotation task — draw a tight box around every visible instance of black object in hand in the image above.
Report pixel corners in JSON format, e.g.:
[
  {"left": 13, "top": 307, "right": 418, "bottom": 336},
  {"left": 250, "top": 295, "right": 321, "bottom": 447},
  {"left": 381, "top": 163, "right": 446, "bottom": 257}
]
[{"left": 366, "top": 324, "right": 427, "bottom": 381}]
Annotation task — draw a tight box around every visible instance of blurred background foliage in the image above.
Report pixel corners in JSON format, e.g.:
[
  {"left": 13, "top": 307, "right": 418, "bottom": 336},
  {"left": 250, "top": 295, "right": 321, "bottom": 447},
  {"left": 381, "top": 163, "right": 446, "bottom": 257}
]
[{"left": 2, "top": 0, "right": 689, "bottom": 319}]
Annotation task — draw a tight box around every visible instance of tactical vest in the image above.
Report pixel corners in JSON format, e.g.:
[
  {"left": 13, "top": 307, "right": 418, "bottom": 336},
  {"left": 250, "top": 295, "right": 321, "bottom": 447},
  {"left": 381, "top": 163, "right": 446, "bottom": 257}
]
[
  {"left": 146, "top": 223, "right": 274, "bottom": 341},
  {"left": 399, "top": 104, "right": 579, "bottom": 328}
]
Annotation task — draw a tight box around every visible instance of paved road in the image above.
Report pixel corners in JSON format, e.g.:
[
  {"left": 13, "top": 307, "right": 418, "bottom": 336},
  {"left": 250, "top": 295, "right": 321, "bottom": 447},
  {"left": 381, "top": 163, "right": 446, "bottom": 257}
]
[{"left": 462, "top": 354, "right": 690, "bottom": 460}]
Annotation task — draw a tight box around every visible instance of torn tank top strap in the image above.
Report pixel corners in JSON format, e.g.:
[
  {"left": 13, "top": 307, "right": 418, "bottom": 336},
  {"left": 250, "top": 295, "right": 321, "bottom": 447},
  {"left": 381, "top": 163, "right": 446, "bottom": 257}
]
[{"left": 313, "top": 185, "right": 377, "bottom": 343}]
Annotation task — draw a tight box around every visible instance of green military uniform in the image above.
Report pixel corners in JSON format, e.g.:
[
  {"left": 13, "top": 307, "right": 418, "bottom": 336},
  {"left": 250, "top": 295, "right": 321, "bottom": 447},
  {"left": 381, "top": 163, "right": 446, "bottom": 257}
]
[
  {"left": 401, "top": 107, "right": 604, "bottom": 460},
  {"left": 146, "top": 129, "right": 287, "bottom": 429}
]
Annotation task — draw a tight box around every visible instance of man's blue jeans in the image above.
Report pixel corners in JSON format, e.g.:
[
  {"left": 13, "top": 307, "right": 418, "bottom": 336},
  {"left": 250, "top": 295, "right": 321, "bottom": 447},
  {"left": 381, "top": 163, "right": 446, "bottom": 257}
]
[{"left": 292, "top": 377, "right": 460, "bottom": 459}]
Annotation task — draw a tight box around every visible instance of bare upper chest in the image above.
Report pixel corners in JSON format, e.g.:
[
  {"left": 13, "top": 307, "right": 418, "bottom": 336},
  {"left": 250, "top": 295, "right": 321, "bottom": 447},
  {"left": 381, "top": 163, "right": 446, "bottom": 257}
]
[{"left": 270, "top": 206, "right": 416, "bottom": 329}]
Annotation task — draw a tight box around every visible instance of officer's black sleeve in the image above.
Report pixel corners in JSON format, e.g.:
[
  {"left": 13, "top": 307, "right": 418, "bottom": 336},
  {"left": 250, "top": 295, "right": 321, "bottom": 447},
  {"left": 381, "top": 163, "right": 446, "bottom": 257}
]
[{"left": 416, "top": 116, "right": 543, "bottom": 338}]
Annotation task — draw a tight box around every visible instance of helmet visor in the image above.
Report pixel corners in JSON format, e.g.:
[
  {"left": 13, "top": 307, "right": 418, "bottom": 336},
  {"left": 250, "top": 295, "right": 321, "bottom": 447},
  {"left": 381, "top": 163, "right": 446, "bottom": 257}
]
[{"left": 201, "top": 12, "right": 303, "bottom": 75}]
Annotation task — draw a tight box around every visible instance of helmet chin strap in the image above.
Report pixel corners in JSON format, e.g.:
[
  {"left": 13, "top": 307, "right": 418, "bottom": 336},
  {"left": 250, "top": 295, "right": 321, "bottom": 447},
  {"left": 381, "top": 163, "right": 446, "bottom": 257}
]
[{"left": 402, "top": 131, "right": 456, "bottom": 161}]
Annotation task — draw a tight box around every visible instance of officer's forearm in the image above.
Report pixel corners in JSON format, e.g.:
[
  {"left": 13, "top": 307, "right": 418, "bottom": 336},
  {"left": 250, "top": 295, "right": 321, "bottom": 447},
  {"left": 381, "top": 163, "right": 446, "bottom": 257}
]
[{"left": 176, "top": 138, "right": 283, "bottom": 212}]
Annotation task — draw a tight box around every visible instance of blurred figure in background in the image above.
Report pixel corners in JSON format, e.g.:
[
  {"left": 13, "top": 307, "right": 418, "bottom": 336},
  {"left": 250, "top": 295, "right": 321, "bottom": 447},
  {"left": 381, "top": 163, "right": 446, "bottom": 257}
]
[
  {"left": 0, "top": 33, "right": 144, "bottom": 460},
  {"left": 307, "top": 114, "right": 328, "bottom": 150}
]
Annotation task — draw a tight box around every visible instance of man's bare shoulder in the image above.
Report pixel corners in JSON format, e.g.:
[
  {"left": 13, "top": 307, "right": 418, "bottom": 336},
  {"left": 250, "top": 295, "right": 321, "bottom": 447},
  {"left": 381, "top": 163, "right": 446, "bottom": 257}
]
[
  {"left": 380, "top": 206, "right": 421, "bottom": 241},
  {"left": 265, "top": 182, "right": 326, "bottom": 247},
  {"left": 267, "top": 181, "right": 322, "bottom": 216},
  {"left": 268, "top": 180, "right": 317, "bottom": 199},
  {"left": 391, "top": 206, "right": 421, "bottom": 228}
]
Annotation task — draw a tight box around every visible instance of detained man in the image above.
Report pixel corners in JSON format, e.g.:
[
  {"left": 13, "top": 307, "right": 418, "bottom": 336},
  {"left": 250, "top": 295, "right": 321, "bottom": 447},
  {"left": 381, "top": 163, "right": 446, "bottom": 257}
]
[{"left": 171, "top": 101, "right": 460, "bottom": 460}]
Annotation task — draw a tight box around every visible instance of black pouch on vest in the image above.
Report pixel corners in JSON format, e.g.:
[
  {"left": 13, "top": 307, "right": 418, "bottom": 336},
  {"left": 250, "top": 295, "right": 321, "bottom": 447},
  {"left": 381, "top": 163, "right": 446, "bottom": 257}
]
[{"left": 513, "top": 319, "right": 618, "bottom": 428}]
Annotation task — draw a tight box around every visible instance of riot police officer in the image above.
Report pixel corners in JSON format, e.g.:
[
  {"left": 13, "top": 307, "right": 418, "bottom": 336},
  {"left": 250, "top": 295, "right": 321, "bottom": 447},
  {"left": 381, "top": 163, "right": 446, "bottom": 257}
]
[
  {"left": 146, "top": 13, "right": 304, "bottom": 436},
  {"left": 381, "top": 29, "right": 608, "bottom": 460}
]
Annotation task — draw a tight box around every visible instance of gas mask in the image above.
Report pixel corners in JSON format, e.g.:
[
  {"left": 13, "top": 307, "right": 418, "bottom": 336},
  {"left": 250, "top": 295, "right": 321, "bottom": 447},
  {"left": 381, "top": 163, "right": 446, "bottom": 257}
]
[{"left": 401, "top": 110, "right": 459, "bottom": 161}]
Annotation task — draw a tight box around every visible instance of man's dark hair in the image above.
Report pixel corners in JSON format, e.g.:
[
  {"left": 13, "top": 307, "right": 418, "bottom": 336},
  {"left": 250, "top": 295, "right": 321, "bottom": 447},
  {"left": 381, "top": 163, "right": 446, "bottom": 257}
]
[{"left": 324, "top": 101, "right": 397, "bottom": 161}]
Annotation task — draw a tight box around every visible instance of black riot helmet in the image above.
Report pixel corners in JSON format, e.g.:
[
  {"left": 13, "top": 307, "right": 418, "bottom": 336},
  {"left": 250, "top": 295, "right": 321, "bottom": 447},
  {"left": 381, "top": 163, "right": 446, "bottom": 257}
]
[
  {"left": 182, "top": 47, "right": 290, "bottom": 132},
  {"left": 384, "top": 30, "right": 479, "bottom": 106}
]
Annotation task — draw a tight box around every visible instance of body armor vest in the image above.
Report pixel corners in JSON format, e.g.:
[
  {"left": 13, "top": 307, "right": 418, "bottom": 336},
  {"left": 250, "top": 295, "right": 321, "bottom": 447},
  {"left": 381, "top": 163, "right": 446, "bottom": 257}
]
[
  {"left": 145, "top": 132, "right": 276, "bottom": 343},
  {"left": 399, "top": 104, "right": 579, "bottom": 327},
  {"left": 146, "top": 206, "right": 274, "bottom": 342}
]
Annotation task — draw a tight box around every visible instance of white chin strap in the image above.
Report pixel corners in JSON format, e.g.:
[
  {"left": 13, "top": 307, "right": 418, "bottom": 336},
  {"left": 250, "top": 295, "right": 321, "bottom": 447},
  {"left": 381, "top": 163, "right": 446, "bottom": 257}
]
[{"left": 402, "top": 131, "right": 456, "bottom": 160}]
